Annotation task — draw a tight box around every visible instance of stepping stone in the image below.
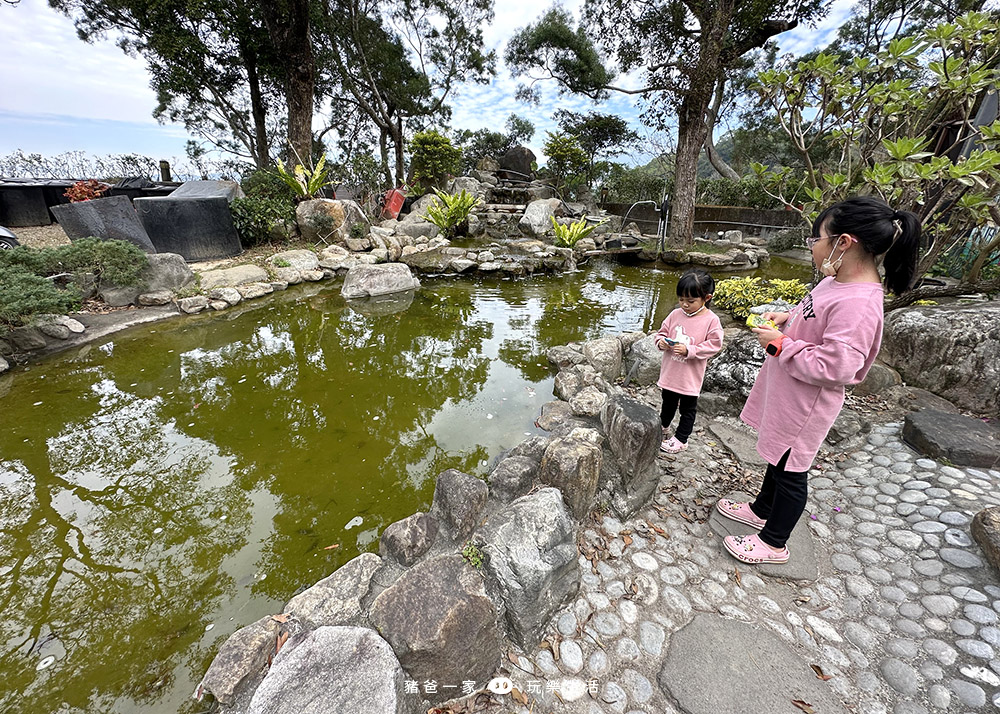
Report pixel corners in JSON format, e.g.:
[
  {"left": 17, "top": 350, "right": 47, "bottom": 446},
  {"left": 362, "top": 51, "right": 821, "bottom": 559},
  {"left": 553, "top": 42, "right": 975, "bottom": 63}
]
[
  {"left": 708, "top": 491, "right": 819, "bottom": 581},
  {"left": 708, "top": 422, "right": 767, "bottom": 468},
  {"left": 659, "top": 613, "right": 848, "bottom": 714}
]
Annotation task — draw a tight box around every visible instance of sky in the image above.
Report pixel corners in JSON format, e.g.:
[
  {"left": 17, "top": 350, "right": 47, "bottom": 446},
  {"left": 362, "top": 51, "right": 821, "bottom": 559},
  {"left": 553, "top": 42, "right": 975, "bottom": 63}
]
[{"left": 0, "top": 0, "right": 855, "bottom": 173}]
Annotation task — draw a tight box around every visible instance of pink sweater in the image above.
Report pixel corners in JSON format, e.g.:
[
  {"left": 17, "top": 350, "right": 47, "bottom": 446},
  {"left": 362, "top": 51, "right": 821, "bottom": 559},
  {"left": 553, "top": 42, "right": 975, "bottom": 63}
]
[
  {"left": 655, "top": 307, "right": 724, "bottom": 396},
  {"left": 740, "top": 277, "right": 885, "bottom": 471}
]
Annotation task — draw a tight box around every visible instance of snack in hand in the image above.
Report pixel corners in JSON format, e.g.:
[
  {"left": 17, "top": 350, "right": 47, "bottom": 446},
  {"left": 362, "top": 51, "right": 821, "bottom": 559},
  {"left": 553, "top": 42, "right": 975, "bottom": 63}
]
[{"left": 746, "top": 314, "right": 778, "bottom": 330}]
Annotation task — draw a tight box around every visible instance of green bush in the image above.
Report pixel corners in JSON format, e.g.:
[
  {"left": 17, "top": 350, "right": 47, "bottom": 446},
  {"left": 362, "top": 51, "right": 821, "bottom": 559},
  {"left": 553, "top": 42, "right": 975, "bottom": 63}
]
[
  {"left": 50, "top": 238, "right": 149, "bottom": 288},
  {"left": 231, "top": 196, "right": 296, "bottom": 247},
  {"left": 714, "top": 276, "right": 809, "bottom": 317},
  {"left": 551, "top": 216, "right": 599, "bottom": 248},
  {"left": 241, "top": 167, "right": 298, "bottom": 204},
  {"left": 422, "top": 188, "right": 481, "bottom": 238},
  {"left": 409, "top": 130, "right": 462, "bottom": 193},
  {"left": 0, "top": 264, "right": 80, "bottom": 327}
]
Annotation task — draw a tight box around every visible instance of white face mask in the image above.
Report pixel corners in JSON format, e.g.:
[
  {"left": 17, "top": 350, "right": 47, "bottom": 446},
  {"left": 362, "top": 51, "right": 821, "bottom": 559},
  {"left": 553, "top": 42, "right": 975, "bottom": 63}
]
[{"left": 820, "top": 239, "right": 851, "bottom": 277}]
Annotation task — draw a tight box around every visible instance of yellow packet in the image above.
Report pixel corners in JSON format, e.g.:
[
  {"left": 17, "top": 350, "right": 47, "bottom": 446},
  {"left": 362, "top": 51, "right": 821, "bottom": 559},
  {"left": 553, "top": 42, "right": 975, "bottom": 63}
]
[{"left": 746, "top": 314, "right": 778, "bottom": 329}]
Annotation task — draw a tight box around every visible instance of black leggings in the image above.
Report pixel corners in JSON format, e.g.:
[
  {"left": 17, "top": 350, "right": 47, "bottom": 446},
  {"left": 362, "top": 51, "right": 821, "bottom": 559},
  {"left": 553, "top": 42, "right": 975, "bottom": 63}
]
[
  {"left": 660, "top": 389, "right": 698, "bottom": 443},
  {"left": 749, "top": 449, "right": 808, "bottom": 549}
]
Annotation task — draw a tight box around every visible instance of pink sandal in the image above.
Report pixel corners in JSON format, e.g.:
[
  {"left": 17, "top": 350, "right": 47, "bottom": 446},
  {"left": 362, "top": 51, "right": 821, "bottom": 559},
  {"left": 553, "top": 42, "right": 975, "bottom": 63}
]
[
  {"left": 723, "top": 534, "right": 789, "bottom": 564},
  {"left": 660, "top": 436, "right": 688, "bottom": 453},
  {"left": 715, "top": 499, "right": 766, "bottom": 529}
]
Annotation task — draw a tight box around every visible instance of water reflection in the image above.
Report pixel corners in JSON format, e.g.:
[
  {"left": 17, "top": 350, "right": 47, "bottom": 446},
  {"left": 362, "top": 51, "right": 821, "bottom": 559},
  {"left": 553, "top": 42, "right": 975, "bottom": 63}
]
[{"left": 0, "top": 258, "right": 810, "bottom": 713}]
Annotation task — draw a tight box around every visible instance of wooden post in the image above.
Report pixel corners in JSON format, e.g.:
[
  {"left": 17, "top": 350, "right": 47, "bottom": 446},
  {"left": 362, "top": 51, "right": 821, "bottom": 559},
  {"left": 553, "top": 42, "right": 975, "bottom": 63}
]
[{"left": 159, "top": 160, "right": 172, "bottom": 182}]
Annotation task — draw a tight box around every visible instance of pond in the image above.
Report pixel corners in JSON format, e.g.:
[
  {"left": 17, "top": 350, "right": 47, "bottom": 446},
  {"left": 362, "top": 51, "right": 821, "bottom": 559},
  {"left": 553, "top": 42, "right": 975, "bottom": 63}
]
[{"left": 0, "top": 257, "right": 810, "bottom": 714}]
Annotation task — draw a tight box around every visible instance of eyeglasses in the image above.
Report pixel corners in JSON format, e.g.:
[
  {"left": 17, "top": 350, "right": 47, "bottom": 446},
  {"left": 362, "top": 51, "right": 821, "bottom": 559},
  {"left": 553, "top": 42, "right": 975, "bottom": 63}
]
[{"left": 806, "top": 233, "right": 840, "bottom": 248}]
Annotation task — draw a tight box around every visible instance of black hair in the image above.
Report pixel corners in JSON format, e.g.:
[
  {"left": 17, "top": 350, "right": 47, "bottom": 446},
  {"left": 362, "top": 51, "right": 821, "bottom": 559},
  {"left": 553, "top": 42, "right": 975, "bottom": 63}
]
[
  {"left": 676, "top": 269, "right": 715, "bottom": 303},
  {"left": 813, "top": 196, "right": 920, "bottom": 295}
]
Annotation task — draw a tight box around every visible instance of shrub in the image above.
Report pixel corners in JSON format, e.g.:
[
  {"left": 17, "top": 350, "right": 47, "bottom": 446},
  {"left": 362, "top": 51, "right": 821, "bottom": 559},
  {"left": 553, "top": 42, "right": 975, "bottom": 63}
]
[
  {"left": 50, "top": 238, "right": 149, "bottom": 288},
  {"left": 713, "top": 276, "right": 809, "bottom": 317},
  {"left": 64, "top": 179, "right": 111, "bottom": 202},
  {"left": 241, "top": 167, "right": 298, "bottom": 204},
  {"left": 231, "top": 196, "right": 295, "bottom": 247},
  {"left": 0, "top": 264, "right": 79, "bottom": 327},
  {"left": 409, "top": 130, "right": 462, "bottom": 193},
  {"left": 422, "top": 188, "right": 481, "bottom": 239},
  {"left": 697, "top": 177, "right": 784, "bottom": 209},
  {"left": 551, "top": 216, "right": 600, "bottom": 248},
  {"left": 542, "top": 131, "right": 587, "bottom": 193}
]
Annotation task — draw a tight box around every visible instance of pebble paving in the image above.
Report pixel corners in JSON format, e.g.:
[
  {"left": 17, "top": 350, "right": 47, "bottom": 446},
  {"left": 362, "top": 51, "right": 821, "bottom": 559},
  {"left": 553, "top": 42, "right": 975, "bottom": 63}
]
[{"left": 500, "top": 420, "right": 1000, "bottom": 713}]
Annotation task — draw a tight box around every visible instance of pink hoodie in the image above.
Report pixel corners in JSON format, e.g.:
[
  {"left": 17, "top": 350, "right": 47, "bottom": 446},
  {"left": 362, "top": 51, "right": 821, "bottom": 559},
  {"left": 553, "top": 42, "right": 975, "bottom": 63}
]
[
  {"left": 655, "top": 307, "right": 724, "bottom": 396},
  {"left": 741, "top": 277, "right": 884, "bottom": 471}
]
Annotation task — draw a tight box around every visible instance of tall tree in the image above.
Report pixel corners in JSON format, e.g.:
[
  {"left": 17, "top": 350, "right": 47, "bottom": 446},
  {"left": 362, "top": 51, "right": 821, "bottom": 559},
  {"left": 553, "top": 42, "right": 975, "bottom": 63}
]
[
  {"left": 553, "top": 110, "right": 638, "bottom": 187},
  {"left": 507, "top": 1, "right": 825, "bottom": 244}
]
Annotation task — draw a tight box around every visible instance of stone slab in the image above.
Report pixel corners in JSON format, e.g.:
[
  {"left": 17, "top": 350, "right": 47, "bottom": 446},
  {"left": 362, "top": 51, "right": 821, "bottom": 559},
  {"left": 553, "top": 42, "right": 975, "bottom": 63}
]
[
  {"left": 708, "top": 491, "right": 818, "bottom": 581},
  {"left": 708, "top": 421, "right": 767, "bottom": 468},
  {"left": 659, "top": 613, "right": 848, "bottom": 714},
  {"left": 51, "top": 195, "right": 156, "bottom": 252},
  {"left": 135, "top": 196, "right": 242, "bottom": 261},
  {"left": 903, "top": 409, "right": 1000, "bottom": 468},
  {"left": 168, "top": 180, "right": 244, "bottom": 202}
]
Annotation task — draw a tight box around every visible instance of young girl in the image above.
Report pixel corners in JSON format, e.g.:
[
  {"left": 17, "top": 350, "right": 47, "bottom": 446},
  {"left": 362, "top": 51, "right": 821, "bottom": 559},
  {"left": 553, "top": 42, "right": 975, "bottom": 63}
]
[
  {"left": 655, "top": 269, "right": 724, "bottom": 454},
  {"left": 717, "top": 197, "right": 920, "bottom": 564}
]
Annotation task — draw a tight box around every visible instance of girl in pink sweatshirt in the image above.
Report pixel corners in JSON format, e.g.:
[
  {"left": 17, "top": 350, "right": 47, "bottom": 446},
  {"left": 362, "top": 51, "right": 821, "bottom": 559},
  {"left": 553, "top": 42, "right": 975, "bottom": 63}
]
[
  {"left": 718, "top": 197, "right": 920, "bottom": 564},
  {"left": 655, "top": 269, "right": 725, "bottom": 453}
]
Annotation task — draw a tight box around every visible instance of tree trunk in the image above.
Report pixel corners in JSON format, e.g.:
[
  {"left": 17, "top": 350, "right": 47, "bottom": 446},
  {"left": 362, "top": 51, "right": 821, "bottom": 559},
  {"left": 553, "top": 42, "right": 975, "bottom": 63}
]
[
  {"left": 886, "top": 276, "right": 1000, "bottom": 311},
  {"left": 392, "top": 115, "right": 405, "bottom": 187},
  {"left": 243, "top": 46, "right": 270, "bottom": 169},
  {"left": 378, "top": 127, "right": 393, "bottom": 188},
  {"left": 260, "top": 0, "right": 314, "bottom": 165},
  {"left": 704, "top": 77, "right": 739, "bottom": 180},
  {"left": 671, "top": 101, "right": 710, "bottom": 244}
]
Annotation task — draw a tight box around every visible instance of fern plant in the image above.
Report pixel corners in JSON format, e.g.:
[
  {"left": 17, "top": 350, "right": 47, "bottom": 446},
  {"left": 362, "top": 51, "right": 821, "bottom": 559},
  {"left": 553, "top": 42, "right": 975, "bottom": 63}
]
[
  {"left": 550, "top": 216, "right": 599, "bottom": 248},
  {"left": 422, "top": 188, "right": 481, "bottom": 238},
  {"left": 275, "top": 154, "right": 331, "bottom": 200}
]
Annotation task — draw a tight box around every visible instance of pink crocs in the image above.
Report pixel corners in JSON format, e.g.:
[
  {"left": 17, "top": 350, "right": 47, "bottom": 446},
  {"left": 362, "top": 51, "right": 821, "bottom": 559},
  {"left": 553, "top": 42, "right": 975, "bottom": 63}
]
[
  {"left": 715, "top": 499, "right": 766, "bottom": 529},
  {"left": 723, "top": 533, "right": 789, "bottom": 564},
  {"left": 660, "top": 436, "right": 688, "bottom": 453}
]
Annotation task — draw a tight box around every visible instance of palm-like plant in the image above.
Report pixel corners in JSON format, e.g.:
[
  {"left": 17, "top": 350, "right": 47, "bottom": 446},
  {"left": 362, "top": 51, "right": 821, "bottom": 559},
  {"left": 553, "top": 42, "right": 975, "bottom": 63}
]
[
  {"left": 422, "top": 188, "right": 482, "bottom": 238},
  {"left": 275, "top": 154, "right": 331, "bottom": 200}
]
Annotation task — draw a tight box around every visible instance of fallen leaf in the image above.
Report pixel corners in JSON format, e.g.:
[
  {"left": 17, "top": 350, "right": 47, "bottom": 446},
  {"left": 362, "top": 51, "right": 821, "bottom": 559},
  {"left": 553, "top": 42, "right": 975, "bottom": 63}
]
[
  {"left": 323, "top": 543, "right": 340, "bottom": 550},
  {"left": 795, "top": 595, "right": 811, "bottom": 604},
  {"left": 791, "top": 699, "right": 815, "bottom": 714},
  {"left": 507, "top": 651, "right": 521, "bottom": 667},
  {"left": 275, "top": 631, "right": 289, "bottom": 654},
  {"left": 734, "top": 567, "right": 741, "bottom": 586},
  {"left": 270, "top": 613, "right": 291, "bottom": 623},
  {"left": 511, "top": 687, "right": 528, "bottom": 705},
  {"left": 645, "top": 520, "right": 668, "bottom": 536},
  {"left": 623, "top": 534, "right": 633, "bottom": 547},
  {"left": 810, "top": 664, "right": 833, "bottom": 681}
]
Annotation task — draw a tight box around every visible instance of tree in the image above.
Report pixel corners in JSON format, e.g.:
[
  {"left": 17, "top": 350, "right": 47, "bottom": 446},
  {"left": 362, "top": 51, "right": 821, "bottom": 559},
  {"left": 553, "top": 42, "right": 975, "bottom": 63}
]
[
  {"left": 506, "top": 1, "right": 825, "bottom": 245},
  {"left": 752, "top": 11, "right": 1000, "bottom": 308},
  {"left": 49, "top": 0, "right": 285, "bottom": 169},
  {"left": 314, "top": 0, "right": 496, "bottom": 186},
  {"left": 541, "top": 131, "right": 587, "bottom": 194},
  {"left": 553, "top": 110, "right": 638, "bottom": 187},
  {"left": 453, "top": 113, "right": 535, "bottom": 173}
]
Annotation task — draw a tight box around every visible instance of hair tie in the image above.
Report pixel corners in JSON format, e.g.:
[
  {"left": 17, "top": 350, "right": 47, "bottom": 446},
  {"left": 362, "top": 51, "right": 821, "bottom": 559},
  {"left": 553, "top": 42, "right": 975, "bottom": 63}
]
[{"left": 891, "top": 218, "right": 903, "bottom": 240}]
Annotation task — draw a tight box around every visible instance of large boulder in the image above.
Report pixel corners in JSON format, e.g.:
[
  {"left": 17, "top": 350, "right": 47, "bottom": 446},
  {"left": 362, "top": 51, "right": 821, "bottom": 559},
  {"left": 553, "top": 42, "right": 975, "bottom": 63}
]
[
  {"left": 430, "top": 469, "right": 488, "bottom": 541},
  {"left": 198, "top": 615, "right": 285, "bottom": 704},
  {"left": 246, "top": 626, "right": 405, "bottom": 714},
  {"left": 399, "top": 247, "right": 453, "bottom": 273},
  {"left": 341, "top": 264, "right": 420, "bottom": 299},
  {"left": 703, "top": 331, "right": 764, "bottom": 399},
  {"left": 267, "top": 249, "right": 320, "bottom": 272},
  {"left": 284, "top": 553, "right": 382, "bottom": 629},
  {"left": 476, "top": 488, "right": 580, "bottom": 650},
  {"left": 368, "top": 554, "right": 500, "bottom": 699},
  {"left": 583, "top": 336, "right": 623, "bottom": 381},
  {"left": 379, "top": 512, "right": 439, "bottom": 567},
  {"left": 447, "top": 176, "right": 487, "bottom": 199},
  {"left": 539, "top": 436, "right": 603, "bottom": 519},
  {"left": 601, "top": 394, "right": 661, "bottom": 517},
  {"left": 140, "top": 252, "right": 194, "bottom": 292},
  {"left": 499, "top": 145, "right": 535, "bottom": 181},
  {"left": 199, "top": 265, "right": 270, "bottom": 291},
  {"left": 395, "top": 212, "right": 439, "bottom": 240},
  {"left": 881, "top": 303, "right": 1000, "bottom": 414},
  {"left": 487, "top": 455, "right": 538, "bottom": 503},
  {"left": 625, "top": 334, "right": 663, "bottom": 386},
  {"left": 518, "top": 198, "right": 560, "bottom": 237},
  {"left": 50, "top": 194, "right": 156, "bottom": 253},
  {"left": 902, "top": 409, "right": 1000, "bottom": 468},
  {"left": 135, "top": 196, "right": 242, "bottom": 261},
  {"left": 547, "top": 344, "right": 587, "bottom": 371},
  {"left": 852, "top": 360, "right": 901, "bottom": 397},
  {"left": 296, "top": 198, "right": 371, "bottom": 245}
]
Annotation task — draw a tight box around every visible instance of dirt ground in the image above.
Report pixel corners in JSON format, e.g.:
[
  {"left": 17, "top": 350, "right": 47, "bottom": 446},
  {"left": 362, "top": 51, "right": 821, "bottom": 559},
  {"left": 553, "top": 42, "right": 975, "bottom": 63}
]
[{"left": 8, "top": 224, "right": 71, "bottom": 250}]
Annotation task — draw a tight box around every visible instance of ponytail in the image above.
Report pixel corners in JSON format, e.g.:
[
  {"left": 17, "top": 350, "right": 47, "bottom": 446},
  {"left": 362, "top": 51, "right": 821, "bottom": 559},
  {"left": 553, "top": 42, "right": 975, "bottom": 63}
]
[{"left": 813, "top": 197, "right": 922, "bottom": 295}]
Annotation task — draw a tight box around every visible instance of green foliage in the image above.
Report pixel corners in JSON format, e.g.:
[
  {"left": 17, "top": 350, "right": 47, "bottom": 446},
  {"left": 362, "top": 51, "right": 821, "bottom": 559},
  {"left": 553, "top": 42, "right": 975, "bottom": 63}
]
[
  {"left": 542, "top": 132, "right": 588, "bottom": 193},
  {"left": 551, "top": 216, "right": 599, "bottom": 248},
  {"left": 241, "top": 168, "right": 298, "bottom": 205},
  {"left": 349, "top": 222, "right": 366, "bottom": 240},
  {"left": 54, "top": 239, "right": 149, "bottom": 288},
  {"left": 461, "top": 540, "right": 484, "bottom": 569},
  {"left": 275, "top": 155, "right": 331, "bottom": 200},
  {"left": 697, "top": 177, "right": 785, "bottom": 209},
  {"left": 713, "top": 276, "right": 809, "bottom": 317},
  {"left": 0, "top": 264, "right": 80, "bottom": 327},
  {"left": 554, "top": 110, "right": 639, "bottom": 186},
  {"left": 422, "top": 189, "right": 482, "bottom": 238},
  {"left": 601, "top": 163, "right": 669, "bottom": 203},
  {"left": 230, "top": 196, "right": 295, "bottom": 247},
  {"left": 454, "top": 114, "right": 535, "bottom": 173},
  {"left": 273, "top": 257, "right": 291, "bottom": 268},
  {"left": 409, "top": 131, "right": 462, "bottom": 194}
]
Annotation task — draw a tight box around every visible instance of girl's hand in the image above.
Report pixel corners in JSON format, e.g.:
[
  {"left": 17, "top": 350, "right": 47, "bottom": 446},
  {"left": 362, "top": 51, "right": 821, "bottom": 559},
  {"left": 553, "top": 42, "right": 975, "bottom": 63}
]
[
  {"left": 656, "top": 338, "right": 667, "bottom": 351},
  {"left": 752, "top": 326, "right": 783, "bottom": 349},
  {"left": 672, "top": 343, "right": 688, "bottom": 357},
  {"left": 762, "top": 311, "right": 790, "bottom": 326}
]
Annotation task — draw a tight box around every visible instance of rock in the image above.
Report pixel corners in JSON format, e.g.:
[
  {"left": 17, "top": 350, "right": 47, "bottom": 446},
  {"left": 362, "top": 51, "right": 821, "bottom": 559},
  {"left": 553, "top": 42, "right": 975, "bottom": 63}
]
[
  {"left": 246, "top": 626, "right": 405, "bottom": 714},
  {"left": 881, "top": 303, "right": 1000, "bottom": 414},
  {"left": 554, "top": 370, "right": 584, "bottom": 401},
  {"left": 141, "top": 252, "right": 195, "bottom": 292},
  {"left": 209, "top": 300, "right": 228, "bottom": 310},
  {"left": 137, "top": 290, "right": 173, "bottom": 306},
  {"left": 971, "top": 508, "right": 1000, "bottom": 575},
  {"left": 853, "top": 361, "right": 901, "bottom": 397},
  {"left": 519, "top": 199, "right": 560, "bottom": 237},
  {"left": 826, "top": 408, "right": 871, "bottom": 445},
  {"left": 400, "top": 247, "right": 454, "bottom": 272},
  {"left": 499, "top": 145, "right": 535, "bottom": 180},
  {"left": 6, "top": 327, "right": 46, "bottom": 351},
  {"left": 476, "top": 488, "right": 580, "bottom": 649},
  {"left": 547, "top": 345, "right": 587, "bottom": 371},
  {"left": 268, "top": 218, "right": 299, "bottom": 242},
  {"left": 198, "top": 615, "right": 285, "bottom": 704},
  {"left": 267, "top": 249, "right": 320, "bottom": 272},
  {"left": 369, "top": 554, "right": 500, "bottom": 699},
  {"left": 99, "top": 286, "right": 140, "bottom": 307},
  {"left": 272, "top": 267, "right": 302, "bottom": 285},
  {"left": 539, "top": 436, "right": 603, "bottom": 519},
  {"left": 570, "top": 386, "right": 608, "bottom": 416},
  {"left": 449, "top": 257, "right": 477, "bottom": 273},
  {"left": 319, "top": 244, "right": 350, "bottom": 262},
  {"left": 447, "top": 176, "right": 486, "bottom": 199},
  {"left": 301, "top": 269, "right": 325, "bottom": 282},
  {"left": 50, "top": 194, "right": 156, "bottom": 253},
  {"left": 894, "top": 386, "right": 962, "bottom": 414},
  {"left": 536, "top": 400, "right": 574, "bottom": 432},
  {"left": 703, "top": 331, "right": 764, "bottom": 399},
  {"left": 208, "top": 287, "right": 242, "bottom": 307},
  {"left": 49, "top": 315, "right": 85, "bottom": 334},
  {"left": 199, "top": 265, "right": 270, "bottom": 290},
  {"left": 135, "top": 196, "right": 242, "bottom": 261},
  {"left": 431, "top": 469, "right": 488, "bottom": 541},
  {"left": 395, "top": 213, "right": 439, "bottom": 239},
  {"left": 708, "top": 421, "right": 766, "bottom": 468},
  {"left": 178, "top": 295, "right": 209, "bottom": 314},
  {"left": 624, "top": 334, "right": 662, "bottom": 386},
  {"left": 477, "top": 156, "right": 500, "bottom": 173},
  {"left": 169, "top": 179, "right": 244, "bottom": 202},
  {"left": 488, "top": 455, "right": 538, "bottom": 502},
  {"left": 902, "top": 409, "right": 1000, "bottom": 468},
  {"left": 295, "top": 199, "right": 371, "bottom": 245},
  {"left": 574, "top": 237, "right": 597, "bottom": 254},
  {"left": 37, "top": 322, "right": 70, "bottom": 340},
  {"left": 724, "top": 229, "right": 743, "bottom": 244},
  {"left": 341, "top": 264, "right": 420, "bottom": 299},
  {"left": 583, "top": 336, "right": 623, "bottom": 381},
  {"left": 284, "top": 553, "right": 382, "bottom": 628},
  {"left": 346, "top": 292, "right": 415, "bottom": 316},
  {"left": 601, "top": 394, "right": 661, "bottom": 517},
  {"left": 236, "top": 282, "right": 274, "bottom": 300},
  {"left": 506, "top": 436, "right": 551, "bottom": 462},
  {"left": 0, "top": 356, "right": 8, "bottom": 374},
  {"left": 379, "top": 512, "right": 439, "bottom": 567}
]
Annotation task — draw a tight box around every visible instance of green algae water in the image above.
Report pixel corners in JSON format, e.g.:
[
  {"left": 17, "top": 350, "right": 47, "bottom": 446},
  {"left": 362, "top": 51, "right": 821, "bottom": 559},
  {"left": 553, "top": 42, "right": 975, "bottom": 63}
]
[{"left": 0, "top": 258, "right": 809, "bottom": 713}]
